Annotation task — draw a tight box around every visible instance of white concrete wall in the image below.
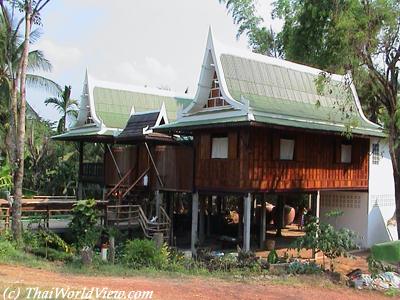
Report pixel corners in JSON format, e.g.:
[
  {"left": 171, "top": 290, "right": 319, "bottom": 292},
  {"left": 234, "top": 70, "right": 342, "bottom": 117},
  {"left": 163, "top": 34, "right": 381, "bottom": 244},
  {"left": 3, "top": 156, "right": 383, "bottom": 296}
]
[
  {"left": 320, "top": 191, "right": 369, "bottom": 248},
  {"left": 368, "top": 138, "right": 398, "bottom": 247}
]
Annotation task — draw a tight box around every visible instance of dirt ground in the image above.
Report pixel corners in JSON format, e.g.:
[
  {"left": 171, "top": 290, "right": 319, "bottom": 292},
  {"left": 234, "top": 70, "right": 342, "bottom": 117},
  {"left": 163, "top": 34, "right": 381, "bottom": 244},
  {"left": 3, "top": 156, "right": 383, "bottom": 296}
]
[{"left": 0, "top": 264, "right": 387, "bottom": 300}]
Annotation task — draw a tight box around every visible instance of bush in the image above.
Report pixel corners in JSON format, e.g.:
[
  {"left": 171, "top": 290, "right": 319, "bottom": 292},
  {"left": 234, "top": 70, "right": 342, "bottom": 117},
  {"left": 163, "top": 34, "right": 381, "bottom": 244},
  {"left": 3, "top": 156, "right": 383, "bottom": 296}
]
[
  {"left": 293, "top": 214, "right": 357, "bottom": 271},
  {"left": 122, "top": 239, "right": 169, "bottom": 269},
  {"left": 0, "top": 239, "right": 18, "bottom": 260},
  {"left": 69, "top": 199, "right": 100, "bottom": 249},
  {"left": 31, "top": 247, "right": 73, "bottom": 262},
  {"left": 288, "top": 260, "right": 322, "bottom": 275}
]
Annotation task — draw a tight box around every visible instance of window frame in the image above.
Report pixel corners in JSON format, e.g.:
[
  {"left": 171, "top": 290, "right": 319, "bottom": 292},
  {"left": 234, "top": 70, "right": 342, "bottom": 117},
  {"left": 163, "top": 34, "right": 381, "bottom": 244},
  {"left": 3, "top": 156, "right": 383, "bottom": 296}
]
[{"left": 211, "top": 135, "right": 229, "bottom": 159}]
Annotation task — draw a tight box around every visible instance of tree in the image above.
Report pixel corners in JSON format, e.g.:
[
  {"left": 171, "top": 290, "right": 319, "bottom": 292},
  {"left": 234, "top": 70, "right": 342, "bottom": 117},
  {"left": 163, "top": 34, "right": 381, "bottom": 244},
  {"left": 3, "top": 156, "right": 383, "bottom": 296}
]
[
  {"left": 218, "top": 0, "right": 280, "bottom": 56},
  {"left": 45, "top": 85, "right": 78, "bottom": 133},
  {"left": 220, "top": 0, "right": 400, "bottom": 239},
  {"left": 0, "top": 0, "right": 53, "bottom": 241}
]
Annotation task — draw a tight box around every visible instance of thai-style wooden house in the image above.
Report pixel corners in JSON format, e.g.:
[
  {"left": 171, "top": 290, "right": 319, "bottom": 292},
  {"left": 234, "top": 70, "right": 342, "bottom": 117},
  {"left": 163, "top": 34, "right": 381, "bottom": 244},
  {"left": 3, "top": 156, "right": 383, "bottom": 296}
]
[
  {"left": 55, "top": 30, "right": 398, "bottom": 252},
  {"left": 156, "top": 30, "right": 397, "bottom": 252},
  {"left": 54, "top": 73, "right": 194, "bottom": 241}
]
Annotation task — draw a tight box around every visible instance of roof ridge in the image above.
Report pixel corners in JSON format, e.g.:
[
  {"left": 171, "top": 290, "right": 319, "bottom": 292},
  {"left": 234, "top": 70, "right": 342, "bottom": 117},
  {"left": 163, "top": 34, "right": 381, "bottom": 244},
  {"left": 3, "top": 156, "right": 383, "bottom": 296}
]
[{"left": 88, "top": 75, "right": 194, "bottom": 100}]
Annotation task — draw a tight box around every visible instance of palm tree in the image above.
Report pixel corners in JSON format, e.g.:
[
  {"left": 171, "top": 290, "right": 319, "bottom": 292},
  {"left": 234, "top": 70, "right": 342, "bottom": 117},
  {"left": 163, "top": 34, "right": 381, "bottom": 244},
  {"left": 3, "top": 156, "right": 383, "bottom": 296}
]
[
  {"left": 0, "top": 2, "right": 56, "bottom": 240},
  {"left": 45, "top": 85, "right": 78, "bottom": 133}
]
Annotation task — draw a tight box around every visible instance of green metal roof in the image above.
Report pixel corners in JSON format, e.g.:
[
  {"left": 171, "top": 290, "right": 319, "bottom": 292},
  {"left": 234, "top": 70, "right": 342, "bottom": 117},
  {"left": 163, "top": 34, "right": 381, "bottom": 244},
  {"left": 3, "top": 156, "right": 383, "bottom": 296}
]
[
  {"left": 52, "top": 127, "right": 116, "bottom": 141},
  {"left": 220, "top": 54, "right": 380, "bottom": 133},
  {"left": 93, "top": 87, "right": 192, "bottom": 129}
]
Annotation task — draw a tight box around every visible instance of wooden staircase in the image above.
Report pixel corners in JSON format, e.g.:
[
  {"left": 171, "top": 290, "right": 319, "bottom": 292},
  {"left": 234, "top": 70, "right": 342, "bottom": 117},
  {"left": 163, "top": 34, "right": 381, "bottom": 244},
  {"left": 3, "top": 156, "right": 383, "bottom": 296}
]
[{"left": 106, "top": 204, "right": 170, "bottom": 242}]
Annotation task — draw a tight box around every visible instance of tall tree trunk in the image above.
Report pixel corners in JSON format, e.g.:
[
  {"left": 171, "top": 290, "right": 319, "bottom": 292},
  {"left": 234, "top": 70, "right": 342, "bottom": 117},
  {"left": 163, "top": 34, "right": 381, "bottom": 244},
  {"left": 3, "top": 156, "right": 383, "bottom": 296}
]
[{"left": 12, "top": 4, "right": 32, "bottom": 241}]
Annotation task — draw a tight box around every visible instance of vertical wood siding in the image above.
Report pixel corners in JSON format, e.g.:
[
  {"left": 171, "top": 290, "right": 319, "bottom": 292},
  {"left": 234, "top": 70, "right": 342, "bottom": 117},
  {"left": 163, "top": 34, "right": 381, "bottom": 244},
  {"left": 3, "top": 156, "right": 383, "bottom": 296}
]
[{"left": 195, "top": 126, "right": 369, "bottom": 192}]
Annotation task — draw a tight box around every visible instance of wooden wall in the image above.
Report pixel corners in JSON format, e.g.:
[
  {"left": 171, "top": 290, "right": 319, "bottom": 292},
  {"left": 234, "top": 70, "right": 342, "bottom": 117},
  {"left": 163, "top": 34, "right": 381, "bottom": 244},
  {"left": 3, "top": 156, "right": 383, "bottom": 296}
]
[
  {"left": 104, "top": 144, "right": 193, "bottom": 192},
  {"left": 194, "top": 126, "right": 370, "bottom": 193}
]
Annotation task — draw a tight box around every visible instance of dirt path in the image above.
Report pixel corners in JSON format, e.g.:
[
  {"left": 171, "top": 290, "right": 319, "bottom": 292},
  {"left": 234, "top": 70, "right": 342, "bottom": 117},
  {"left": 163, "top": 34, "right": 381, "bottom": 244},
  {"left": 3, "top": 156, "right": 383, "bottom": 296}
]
[{"left": 0, "top": 264, "right": 386, "bottom": 300}]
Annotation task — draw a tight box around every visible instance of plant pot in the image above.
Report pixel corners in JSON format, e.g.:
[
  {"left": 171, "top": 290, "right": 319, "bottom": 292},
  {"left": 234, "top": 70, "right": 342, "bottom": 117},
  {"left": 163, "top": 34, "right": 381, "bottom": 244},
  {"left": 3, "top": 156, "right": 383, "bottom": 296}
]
[{"left": 265, "top": 239, "right": 276, "bottom": 251}]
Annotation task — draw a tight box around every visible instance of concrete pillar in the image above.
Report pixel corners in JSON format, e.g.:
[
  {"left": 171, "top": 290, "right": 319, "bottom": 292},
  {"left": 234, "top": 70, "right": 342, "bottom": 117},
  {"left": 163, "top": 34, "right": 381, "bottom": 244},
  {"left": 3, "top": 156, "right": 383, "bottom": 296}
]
[
  {"left": 260, "top": 195, "right": 267, "bottom": 249},
  {"left": 191, "top": 192, "right": 199, "bottom": 256},
  {"left": 243, "top": 193, "right": 252, "bottom": 252},
  {"left": 199, "top": 197, "right": 205, "bottom": 245},
  {"left": 316, "top": 190, "right": 320, "bottom": 219}
]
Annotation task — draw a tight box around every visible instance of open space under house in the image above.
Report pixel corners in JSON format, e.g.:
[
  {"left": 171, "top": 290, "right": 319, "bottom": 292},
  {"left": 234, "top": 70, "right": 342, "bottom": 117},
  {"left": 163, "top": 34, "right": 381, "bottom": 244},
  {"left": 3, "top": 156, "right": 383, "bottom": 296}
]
[{"left": 53, "top": 30, "right": 398, "bottom": 254}]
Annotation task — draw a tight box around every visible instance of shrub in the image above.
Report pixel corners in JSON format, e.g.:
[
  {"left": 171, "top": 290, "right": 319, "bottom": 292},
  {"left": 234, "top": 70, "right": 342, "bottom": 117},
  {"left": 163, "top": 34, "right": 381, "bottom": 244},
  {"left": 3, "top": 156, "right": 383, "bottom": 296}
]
[
  {"left": 31, "top": 247, "right": 73, "bottom": 262},
  {"left": 267, "top": 250, "right": 278, "bottom": 264},
  {"left": 69, "top": 199, "right": 100, "bottom": 249},
  {"left": 293, "top": 214, "right": 357, "bottom": 271},
  {"left": 122, "top": 239, "right": 169, "bottom": 269},
  {"left": 288, "top": 260, "right": 322, "bottom": 275},
  {"left": 0, "top": 239, "right": 18, "bottom": 260}
]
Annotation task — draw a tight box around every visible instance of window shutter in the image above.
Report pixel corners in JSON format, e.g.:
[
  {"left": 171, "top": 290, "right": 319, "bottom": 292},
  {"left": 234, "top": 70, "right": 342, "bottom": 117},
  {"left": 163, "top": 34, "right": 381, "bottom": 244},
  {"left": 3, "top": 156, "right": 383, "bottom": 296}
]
[
  {"left": 228, "top": 132, "right": 238, "bottom": 159},
  {"left": 200, "top": 134, "right": 211, "bottom": 159},
  {"left": 272, "top": 132, "right": 280, "bottom": 161},
  {"left": 295, "top": 135, "right": 305, "bottom": 162}
]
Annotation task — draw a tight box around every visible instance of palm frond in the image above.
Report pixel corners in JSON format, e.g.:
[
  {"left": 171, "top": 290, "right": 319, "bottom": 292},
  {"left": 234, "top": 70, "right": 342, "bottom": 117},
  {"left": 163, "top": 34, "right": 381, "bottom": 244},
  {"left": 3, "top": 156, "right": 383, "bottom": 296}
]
[
  {"left": 44, "top": 97, "right": 64, "bottom": 114},
  {"left": 26, "top": 74, "right": 62, "bottom": 94},
  {"left": 28, "top": 50, "right": 52, "bottom": 73}
]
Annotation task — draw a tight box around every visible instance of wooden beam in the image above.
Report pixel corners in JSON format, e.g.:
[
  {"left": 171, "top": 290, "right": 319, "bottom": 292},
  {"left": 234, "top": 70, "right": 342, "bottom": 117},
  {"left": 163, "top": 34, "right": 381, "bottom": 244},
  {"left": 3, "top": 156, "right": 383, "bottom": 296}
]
[
  {"left": 199, "top": 196, "right": 205, "bottom": 245},
  {"left": 78, "top": 142, "right": 84, "bottom": 200},
  {"left": 191, "top": 192, "right": 199, "bottom": 256},
  {"left": 260, "top": 194, "right": 266, "bottom": 249}
]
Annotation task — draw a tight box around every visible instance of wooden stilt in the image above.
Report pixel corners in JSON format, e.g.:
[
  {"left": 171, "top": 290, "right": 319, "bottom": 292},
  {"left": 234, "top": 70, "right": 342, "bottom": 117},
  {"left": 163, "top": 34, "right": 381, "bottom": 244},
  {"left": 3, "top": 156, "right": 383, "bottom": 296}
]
[
  {"left": 191, "top": 192, "right": 199, "bottom": 256},
  {"left": 243, "top": 193, "right": 252, "bottom": 252}
]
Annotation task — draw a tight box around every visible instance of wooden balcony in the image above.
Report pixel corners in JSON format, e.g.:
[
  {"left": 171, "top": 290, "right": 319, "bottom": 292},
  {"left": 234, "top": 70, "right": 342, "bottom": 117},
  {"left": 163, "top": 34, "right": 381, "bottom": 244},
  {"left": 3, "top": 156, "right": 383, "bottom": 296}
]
[{"left": 81, "top": 163, "right": 104, "bottom": 184}]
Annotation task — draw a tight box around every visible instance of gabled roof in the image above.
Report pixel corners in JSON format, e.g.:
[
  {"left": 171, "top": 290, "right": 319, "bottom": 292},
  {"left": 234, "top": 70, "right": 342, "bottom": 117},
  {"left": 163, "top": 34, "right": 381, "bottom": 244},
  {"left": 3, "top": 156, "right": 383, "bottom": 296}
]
[
  {"left": 117, "top": 104, "right": 170, "bottom": 142},
  {"left": 53, "top": 72, "right": 193, "bottom": 141},
  {"left": 157, "top": 29, "right": 384, "bottom": 137}
]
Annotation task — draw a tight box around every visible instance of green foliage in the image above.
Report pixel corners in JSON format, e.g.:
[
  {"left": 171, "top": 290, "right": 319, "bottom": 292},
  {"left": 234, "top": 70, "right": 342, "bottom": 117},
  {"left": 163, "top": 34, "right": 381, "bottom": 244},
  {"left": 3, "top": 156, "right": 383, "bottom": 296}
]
[
  {"left": 44, "top": 85, "right": 78, "bottom": 133},
  {"left": 122, "top": 239, "right": 169, "bottom": 269},
  {"left": 367, "top": 255, "right": 395, "bottom": 277},
  {"left": 288, "top": 261, "right": 322, "bottom": 275},
  {"left": 293, "top": 215, "right": 357, "bottom": 271},
  {"left": 267, "top": 249, "right": 279, "bottom": 264},
  {"left": 30, "top": 247, "right": 73, "bottom": 262},
  {"left": 69, "top": 199, "right": 100, "bottom": 249}
]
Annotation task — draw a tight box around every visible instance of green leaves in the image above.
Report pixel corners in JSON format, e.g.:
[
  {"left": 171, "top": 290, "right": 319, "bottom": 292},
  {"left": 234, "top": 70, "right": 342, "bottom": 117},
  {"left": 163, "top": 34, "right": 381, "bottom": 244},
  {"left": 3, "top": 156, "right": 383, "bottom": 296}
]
[
  {"left": 69, "top": 199, "right": 100, "bottom": 249},
  {"left": 293, "top": 214, "right": 358, "bottom": 271}
]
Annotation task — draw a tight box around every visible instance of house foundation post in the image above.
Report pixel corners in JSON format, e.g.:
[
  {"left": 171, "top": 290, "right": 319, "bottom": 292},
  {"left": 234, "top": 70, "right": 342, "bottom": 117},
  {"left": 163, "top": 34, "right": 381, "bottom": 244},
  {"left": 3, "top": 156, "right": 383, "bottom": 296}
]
[
  {"left": 78, "top": 142, "right": 84, "bottom": 200},
  {"left": 191, "top": 192, "right": 199, "bottom": 257},
  {"left": 243, "top": 193, "right": 252, "bottom": 252},
  {"left": 206, "top": 196, "right": 211, "bottom": 236},
  {"left": 199, "top": 196, "right": 205, "bottom": 245},
  {"left": 260, "top": 194, "right": 267, "bottom": 249}
]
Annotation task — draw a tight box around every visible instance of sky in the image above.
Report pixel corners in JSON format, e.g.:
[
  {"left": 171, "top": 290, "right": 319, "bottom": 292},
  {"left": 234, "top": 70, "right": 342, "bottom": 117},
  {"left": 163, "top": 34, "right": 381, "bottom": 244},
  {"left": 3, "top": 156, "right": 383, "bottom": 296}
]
[{"left": 27, "top": 0, "right": 281, "bottom": 123}]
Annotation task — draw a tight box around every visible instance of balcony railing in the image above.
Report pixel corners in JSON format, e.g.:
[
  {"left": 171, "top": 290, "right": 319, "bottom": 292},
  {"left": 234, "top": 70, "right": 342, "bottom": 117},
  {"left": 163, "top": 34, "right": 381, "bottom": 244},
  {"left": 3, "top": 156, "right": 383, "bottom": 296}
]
[{"left": 81, "top": 163, "right": 104, "bottom": 183}]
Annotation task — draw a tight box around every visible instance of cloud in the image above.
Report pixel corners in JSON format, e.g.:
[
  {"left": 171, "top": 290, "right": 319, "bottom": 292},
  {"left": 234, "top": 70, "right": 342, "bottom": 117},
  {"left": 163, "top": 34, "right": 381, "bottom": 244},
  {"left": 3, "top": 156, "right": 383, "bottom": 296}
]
[
  {"left": 114, "top": 61, "right": 147, "bottom": 84},
  {"left": 145, "top": 57, "right": 178, "bottom": 83},
  {"left": 34, "top": 39, "right": 82, "bottom": 73}
]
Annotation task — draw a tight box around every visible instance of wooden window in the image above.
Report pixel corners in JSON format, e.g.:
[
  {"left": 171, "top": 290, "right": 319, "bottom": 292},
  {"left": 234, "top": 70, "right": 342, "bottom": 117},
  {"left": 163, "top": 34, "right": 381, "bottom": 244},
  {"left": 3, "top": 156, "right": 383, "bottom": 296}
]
[
  {"left": 341, "top": 144, "right": 352, "bottom": 163},
  {"left": 211, "top": 136, "right": 228, "bottom": 159},
  {"left": 280, "top": 139, "right": 295, "bottom": 160},
  {"left": 372, "top": 143, "right": 380, "bottom": 165}
]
